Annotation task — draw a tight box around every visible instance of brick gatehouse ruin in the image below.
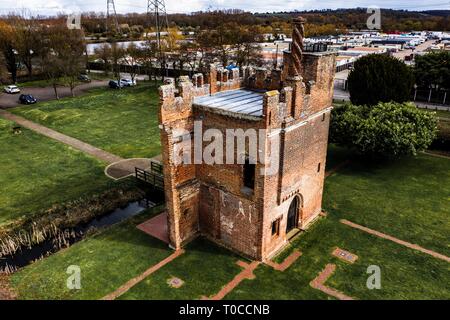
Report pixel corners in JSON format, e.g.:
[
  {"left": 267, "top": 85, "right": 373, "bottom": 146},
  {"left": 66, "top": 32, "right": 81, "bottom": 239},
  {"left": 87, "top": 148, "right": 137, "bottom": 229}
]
[{"left": 158, "top": 17, "right": 336, "bottom": 261}]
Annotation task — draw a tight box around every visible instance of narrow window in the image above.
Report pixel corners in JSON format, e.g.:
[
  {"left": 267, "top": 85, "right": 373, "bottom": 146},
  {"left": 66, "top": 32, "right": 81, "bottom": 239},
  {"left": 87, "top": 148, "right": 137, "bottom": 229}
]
[
  {"left": 272, "top": 219, "right": 280, "bottom": 236},
  {"left": 243, "top": 157, "right": 255, "bottom": 190},
  {"left": 318, "top": 163, "right": 321, "bottom": 173},
  {"left": 322, "top": 113, "right": 326, "bottom": 121}
]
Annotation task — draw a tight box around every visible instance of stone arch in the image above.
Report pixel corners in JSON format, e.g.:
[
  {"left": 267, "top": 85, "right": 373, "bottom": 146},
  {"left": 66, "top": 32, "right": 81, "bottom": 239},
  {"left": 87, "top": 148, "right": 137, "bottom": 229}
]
[{"left": 286, "top": 195, "right": 303, "bottom": 233}]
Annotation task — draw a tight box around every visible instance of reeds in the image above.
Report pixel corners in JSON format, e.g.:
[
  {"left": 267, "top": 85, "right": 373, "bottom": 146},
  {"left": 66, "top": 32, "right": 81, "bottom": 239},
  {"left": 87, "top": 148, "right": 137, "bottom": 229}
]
[{"left": 0, "top": 183, "right": 143, "bottom": 273}]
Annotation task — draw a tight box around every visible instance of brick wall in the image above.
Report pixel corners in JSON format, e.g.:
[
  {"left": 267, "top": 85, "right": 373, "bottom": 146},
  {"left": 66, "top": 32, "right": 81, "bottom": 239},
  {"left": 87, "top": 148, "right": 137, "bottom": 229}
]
[{"left": 158, "top": 49, "right": 336, "bottom": 260}]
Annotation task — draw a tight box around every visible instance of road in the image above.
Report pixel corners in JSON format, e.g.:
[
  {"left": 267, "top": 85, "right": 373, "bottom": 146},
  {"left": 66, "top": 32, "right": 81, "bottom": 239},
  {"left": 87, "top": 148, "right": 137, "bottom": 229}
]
[
  {"left": 0, "top": 80, "right": 108, "bottom": 109},
  {"left": 392, "top": 40, "right": 434, "bottom": 60}
]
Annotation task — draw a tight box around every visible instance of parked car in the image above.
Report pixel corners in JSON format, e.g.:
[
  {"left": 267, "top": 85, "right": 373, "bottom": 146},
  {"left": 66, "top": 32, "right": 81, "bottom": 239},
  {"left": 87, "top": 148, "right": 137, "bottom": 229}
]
[
  {"left": 4, "top": 85, "right": 20, "bottom": 94},
  {"left": 19, "top": 94, "right": 37, "bottom": 105},
  {"left": 78, "top": 74, "right": 91, "bottom": 83},
  {"left": 109, "top": 80, "right": 123, "bottom": 89},
  {"left": 120, "top": 78, "right": 136, "bottom": 87}
]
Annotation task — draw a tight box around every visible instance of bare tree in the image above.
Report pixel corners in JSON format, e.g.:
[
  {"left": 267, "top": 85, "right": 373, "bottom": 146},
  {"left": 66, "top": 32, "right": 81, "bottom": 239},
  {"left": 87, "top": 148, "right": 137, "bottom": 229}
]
[
  {"left": 110, "top": 42, "right": 126, "bottom": 84},
  {"left": 122, "top": 42, "right": 141, "bottom": 85},
  {"left": 12, "top": 15, "right": 40, "bottom": 79},
  {"left": 94, "top": 43, "right": 112, "bottom": 75},
  {"left": 139, "top": 40, "right": 158, "bottom": 84},
  {"left": 37, "top": 24, "right": 84, "bottom": 98},
  {"left": 59, "top": 29, "right": 86, "bottom": 97},
  {"left": 0, "top": 21, "right": 18, "bottom": 83}
]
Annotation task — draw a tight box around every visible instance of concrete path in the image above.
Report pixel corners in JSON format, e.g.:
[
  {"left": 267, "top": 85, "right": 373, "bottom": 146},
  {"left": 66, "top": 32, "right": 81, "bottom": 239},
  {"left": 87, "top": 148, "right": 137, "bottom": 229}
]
[
  {"left": 0, "top": 80, "right": 108, "bottom": 109},
  {"left": 102, "top": 249, "right": 185, "bottom": 300},
  {"left": 341, "top": 219, "right": 450, "bottom": 263},
  {"left": 310, "top": 264, "right": 354, "bottom": 300},
  {"left": 206, "top": 260, "right": 260, "bottom": 300},
  {"left": 0, "top": 109, "right": 123, "bottom": 164}
]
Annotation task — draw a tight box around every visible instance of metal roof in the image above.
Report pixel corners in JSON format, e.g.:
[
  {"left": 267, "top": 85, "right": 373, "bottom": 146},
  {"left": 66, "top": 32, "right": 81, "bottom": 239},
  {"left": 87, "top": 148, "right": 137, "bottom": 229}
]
[{"left": 193, "top": 89, "right": 264, "bottom": 117}]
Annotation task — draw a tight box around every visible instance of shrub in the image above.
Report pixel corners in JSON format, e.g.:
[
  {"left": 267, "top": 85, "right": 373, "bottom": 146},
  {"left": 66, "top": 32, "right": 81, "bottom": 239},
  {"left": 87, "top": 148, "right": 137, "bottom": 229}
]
[
  {"left": 414, "top": 51, "right": 450, "bottom": 90},
  {"left": 330, "top": 102, "right": 438, "bottom": 158},
  {"left": 347, "top": 54, "right": 414, "bottom": 106}
]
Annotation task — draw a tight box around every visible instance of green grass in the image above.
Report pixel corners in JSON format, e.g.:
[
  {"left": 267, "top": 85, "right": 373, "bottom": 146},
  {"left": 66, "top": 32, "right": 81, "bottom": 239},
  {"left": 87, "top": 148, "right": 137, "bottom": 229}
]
[
  {"left": 119, "top": 237, "right": 244, "bottom": 300},
  {"left": 7, "top": 146, "right": 450, "bottom": 300},
  {"left": 10, "top": 209, "right": 172, "bottom": 300},
  {"left": 324, "top": 153, "right": 450, "bottom": 256},
  {"left": 424, "top": 109, "right": 450, "bottom": 120},
  {"left": 0, "top": 118, "right": 112, "bottom": 229},
  {"left": 11, "top": 83, "right": 161, "bottom": 159},
  {"left": 226, "top": 215, "right": 450, "bottom": 300}
]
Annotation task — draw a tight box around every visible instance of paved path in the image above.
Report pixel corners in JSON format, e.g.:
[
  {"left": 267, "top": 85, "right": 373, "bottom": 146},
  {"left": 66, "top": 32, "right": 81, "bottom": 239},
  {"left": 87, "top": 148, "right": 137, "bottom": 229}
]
[
  {"left": 341, "top": 219, "right": 450, "bottom": 263},
  {"left": 0, "top": 80, "right": 108, "bottom": 109},
  {"left": 265, "top": 250, "right": 302, "bottom": 271},
  {"left": 206, "top": 260, "right": 260, "bottom": 300},
  {"left": 0, "top": 109, "right": 123, "bottom": 164},
  {"left": 102, "top": 249, "right": 185, "bottom": 300},
  {"left": 310, "top": 264, "right": 354, "bottom": 300}
]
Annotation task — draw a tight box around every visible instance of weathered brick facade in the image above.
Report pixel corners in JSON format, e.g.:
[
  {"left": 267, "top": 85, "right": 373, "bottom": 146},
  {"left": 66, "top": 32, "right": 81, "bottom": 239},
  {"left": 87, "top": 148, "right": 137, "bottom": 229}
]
[{"left": 158, "top": 19, "right": 336, "bottom": 261}]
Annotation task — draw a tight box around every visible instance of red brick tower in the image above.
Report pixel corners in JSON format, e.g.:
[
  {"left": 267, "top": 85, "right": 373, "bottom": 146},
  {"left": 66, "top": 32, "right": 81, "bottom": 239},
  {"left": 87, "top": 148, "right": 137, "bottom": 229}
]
[{"left": 158, "top": 17, "right": 336, "bottom": 260}]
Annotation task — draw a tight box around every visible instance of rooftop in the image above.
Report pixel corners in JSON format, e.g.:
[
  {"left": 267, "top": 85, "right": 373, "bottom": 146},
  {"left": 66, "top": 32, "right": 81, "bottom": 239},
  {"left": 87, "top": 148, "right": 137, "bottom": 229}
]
[{"left": 193, "top": 89, "right": 265, "bottom": 118}]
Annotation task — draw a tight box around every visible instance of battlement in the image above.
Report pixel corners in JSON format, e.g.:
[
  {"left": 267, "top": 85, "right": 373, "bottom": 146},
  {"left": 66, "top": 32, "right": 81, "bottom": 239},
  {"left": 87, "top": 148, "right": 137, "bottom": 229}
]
[{"left": 159, "top": 50, "right": 336, "bottom": 126}]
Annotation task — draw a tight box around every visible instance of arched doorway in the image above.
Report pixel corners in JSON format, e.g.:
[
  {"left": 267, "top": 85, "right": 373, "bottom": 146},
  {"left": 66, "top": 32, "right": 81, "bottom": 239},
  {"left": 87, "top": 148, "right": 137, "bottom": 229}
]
[{"left": 286, "top": 196, "right": 300, "bottom": 233}]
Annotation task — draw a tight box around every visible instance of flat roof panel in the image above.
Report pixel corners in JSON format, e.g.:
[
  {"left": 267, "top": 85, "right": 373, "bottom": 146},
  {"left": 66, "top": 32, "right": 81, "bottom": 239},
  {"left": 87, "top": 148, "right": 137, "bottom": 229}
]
[{"left": 193, "top": 89, "right": 264, "bottom": 117}]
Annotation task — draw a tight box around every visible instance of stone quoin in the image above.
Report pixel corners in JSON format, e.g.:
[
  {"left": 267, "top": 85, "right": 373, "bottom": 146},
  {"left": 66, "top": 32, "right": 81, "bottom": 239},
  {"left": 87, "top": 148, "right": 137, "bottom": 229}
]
[{"left": 158, "top": 17, "right": 336, "bottom": 261}]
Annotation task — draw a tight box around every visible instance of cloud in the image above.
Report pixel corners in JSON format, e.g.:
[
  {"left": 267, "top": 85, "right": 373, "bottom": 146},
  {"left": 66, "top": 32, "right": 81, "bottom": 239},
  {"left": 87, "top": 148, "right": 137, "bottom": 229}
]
[{"left": 0, "top": 0, "right": 446, "bottom": 15}]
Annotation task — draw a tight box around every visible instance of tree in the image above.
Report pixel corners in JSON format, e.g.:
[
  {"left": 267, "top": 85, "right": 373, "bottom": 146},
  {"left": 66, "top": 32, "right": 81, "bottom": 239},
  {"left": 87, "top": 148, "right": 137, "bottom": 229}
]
[
  {"left": 347, "top": 54, "right": 414, "bottom": 106},
  {"left": 110, "top": 42, "right": 126, "bottom": 82},
  {"left": 12, "top": 15, "right": 40, "bottom": 78},
  {"left": 139, "top": 40, "right": 158, "bottom": 83},
  {"left": 94, "top": 43, "right": 112, "bottom": 75},
  {"left": 122, "top": 42, "right": 141, "bottom": 85},
  {"left": 330, "top": 102, "right": 438, "bottom": 158},
  {"left": 0, "top": 21, "right": 18, "bottom": 83},
  {"left": 58, "top": 29, "right": 86, "bottom": 97},
  {"left": 414, "top": 51, "right": 450, "bottom": 90},
  {"left": 37, "top": 24, "right": 85, "bottom": 98},
  {"left": 234, "top": 26, "right": 263, "bottom": 67},
  {"left": 37, "top": 25, "right": 65, "bottom": 99}
]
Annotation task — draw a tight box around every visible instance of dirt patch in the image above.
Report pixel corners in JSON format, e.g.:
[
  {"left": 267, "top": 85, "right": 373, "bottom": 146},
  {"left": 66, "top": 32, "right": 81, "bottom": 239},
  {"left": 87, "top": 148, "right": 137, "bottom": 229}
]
[
  {"left": 0, "top": 275, "right": 17, "bottom": 300},
  {"left": 105, "top": 158, "right": 161, "bottom": 180}
]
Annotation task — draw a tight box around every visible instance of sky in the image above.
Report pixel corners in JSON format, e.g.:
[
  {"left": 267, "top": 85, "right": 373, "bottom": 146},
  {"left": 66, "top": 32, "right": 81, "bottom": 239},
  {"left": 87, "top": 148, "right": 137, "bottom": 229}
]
[{"left": 0, "top": 0, "right": 448, "bottom": 15}]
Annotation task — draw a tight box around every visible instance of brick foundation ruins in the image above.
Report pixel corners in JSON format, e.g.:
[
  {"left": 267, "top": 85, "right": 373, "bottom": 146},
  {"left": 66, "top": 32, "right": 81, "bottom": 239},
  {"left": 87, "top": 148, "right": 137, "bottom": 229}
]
[{"left": 158, "top": 17, "right": 336, "bottom": 261}]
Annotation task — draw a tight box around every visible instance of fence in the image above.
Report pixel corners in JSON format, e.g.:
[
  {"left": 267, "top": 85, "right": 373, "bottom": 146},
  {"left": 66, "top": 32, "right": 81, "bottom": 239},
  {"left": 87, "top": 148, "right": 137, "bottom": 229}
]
[
  {"left": 135, "top": 161, "right": 164, "bottom": 192},
  {"left": 414, "top": 88, "right": 449, "bottom": 106},
  {"left": 87, "top": 62, "right": 192, "bottom": 79}
]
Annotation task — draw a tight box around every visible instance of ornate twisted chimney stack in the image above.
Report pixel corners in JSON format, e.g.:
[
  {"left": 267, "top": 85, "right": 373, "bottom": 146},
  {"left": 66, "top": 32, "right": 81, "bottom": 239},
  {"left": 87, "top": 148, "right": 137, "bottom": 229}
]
[{"left": 288, "top": 16, "right": 306, "bottom": 78}]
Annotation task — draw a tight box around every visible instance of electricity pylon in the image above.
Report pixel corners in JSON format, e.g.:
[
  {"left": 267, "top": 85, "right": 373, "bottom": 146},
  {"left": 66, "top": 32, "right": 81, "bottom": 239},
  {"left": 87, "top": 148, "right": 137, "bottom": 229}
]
[
  {"left": 106, "top": 0, "right": 121, "bottom": 33},
  {"left": 147, "top": 0, "right": 170, "bottom": 50}
]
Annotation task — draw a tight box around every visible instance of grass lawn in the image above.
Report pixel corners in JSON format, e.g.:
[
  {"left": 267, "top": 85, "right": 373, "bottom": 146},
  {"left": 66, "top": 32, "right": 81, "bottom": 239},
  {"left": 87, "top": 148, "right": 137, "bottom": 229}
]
[
  {"left": 119, "top": 237, "right": 244, "bottom": 300},
  {"left": 324, "top": 153, "right": 450, "bottom": 257},
  {"left": 7, "top": 146, "right": 450, "bottom": 300},
  {"left": 11, "top": 83, "right": 161, "bottom": 159},
  {"left": 10, "top": 208, "right": 172, "bottom": 300},
  {"left": 0, "top": 118, "right": 112, "bottom": 229},
  {"left": 226, "top": 215, "right": 450, "bottom": 300}
]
